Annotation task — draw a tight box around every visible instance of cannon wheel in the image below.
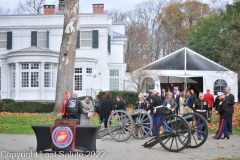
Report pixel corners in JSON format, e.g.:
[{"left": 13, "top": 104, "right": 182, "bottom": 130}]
[
  {"left": 182, "top": 113, "right": 208, "bottom": 148},
  {"left": 131, "top": 109, "right": 153, "bottom": 139},
  {"left": 157, "top": 114, "right": 191, "bottom": 152},
  {"left": 107, "top": 110, "right": 134, "bottom": 142}
]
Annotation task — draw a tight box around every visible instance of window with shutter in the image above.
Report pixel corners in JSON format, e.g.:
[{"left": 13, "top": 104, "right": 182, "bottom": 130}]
[
  {"left": 92, "top": 30, "right": 98, "bottom": 48},
  {"left": 0, "top": 32, "right": 7, "bottom": 49},
  {"left": 81, "top": 31, "right": 92, "bottom": 47}
]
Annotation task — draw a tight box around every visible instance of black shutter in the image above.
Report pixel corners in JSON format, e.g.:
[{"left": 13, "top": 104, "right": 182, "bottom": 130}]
[
  {"left": 46, "top": 30, "right": 49, "bottom": 49},
  {"left": 76, "top": 30, "right": 80, "bottom": 48},
  {"left": 31, "top": 31, "right": 37, "bottom": 47},
  {"left": 7, "top": 31, "right": 12, "bottom": 49},
  {"left": 92, "top": 30, "right": 98, "bottom": 48},
  {"left": 108, "top": 35, "right": 111, "bottom": 54}
]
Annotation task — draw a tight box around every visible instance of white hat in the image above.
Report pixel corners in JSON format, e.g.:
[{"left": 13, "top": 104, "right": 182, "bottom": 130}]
[
  {"left": 217, "top": 92, "right": 224, "bottom": 96},
  {"left": 138, "top": 93, "right": 144, "bottom": 99},
  {"left": 149, "top": 89, "right": 158, "bottom": 93}
]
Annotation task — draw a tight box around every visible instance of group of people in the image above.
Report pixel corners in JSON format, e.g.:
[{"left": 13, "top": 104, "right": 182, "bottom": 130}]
[
  {"left": 61, "top": 91, "right": 95, "bottom": 125},
  {"left": 135, "top": 85, "right": 234, "bottom": 139},
  {"left": 60, "top": 86, "right": 235, "bottom": 140}
]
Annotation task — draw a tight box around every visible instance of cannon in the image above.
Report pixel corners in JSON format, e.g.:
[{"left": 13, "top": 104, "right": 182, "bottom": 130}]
[
  {"left": 142, "top": 113, "right": 208, "bottom": 152},
  {"left": 97, "top": 109, "right": 153, "bottom": 142}
]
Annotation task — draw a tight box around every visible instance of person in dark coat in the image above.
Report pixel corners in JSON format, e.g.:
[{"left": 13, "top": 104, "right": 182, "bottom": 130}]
[
  {"left": 224, "top": 87, "right": 235, "bottom": 135},
  {"left": 66, "top": 92, "right": 83, "bottom": 124},
  {"left": 146, "top": 90, "right": 168, "bottom": 136},
  {"left": 212, "top": 92, "right": 229, "bottom": 139},
  {"left": 99, "top": 92, "right": 115, "bottom": 129},
  {"left": 135, "top": 93, "right": 147, "bottom": 110},
  {"left": 116, "top": 94, "right": 126, "bottom": 111},
  {"left": 191, "top": 89, "right": 197, "bottom": 102},
  {"left": 172, "top": 89, "right": 180, "bottom": 115},
  {"left": 161, "top": 88, "right": 167, "bottom": 102}
]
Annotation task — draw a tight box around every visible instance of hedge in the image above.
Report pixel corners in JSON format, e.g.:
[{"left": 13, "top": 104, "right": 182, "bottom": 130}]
[
  {"left": 1, "top": 101, "right": 54, "bottom": 113},
  {"left": 97, "top": 91, "right": 139, "bottom": 108},
  {"left": 0, "top": 101, "right": 5, "bottom": 112},
  {"left": 1, "top": 99, "right": 15, "bottom": 104}
]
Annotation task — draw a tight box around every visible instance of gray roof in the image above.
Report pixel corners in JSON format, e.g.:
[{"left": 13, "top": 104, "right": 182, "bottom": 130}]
[
  {"left": 113, "top": 31, "right": 127, "bottom": 38},
  {"left": 143, "top": 47, "right": 229, "bottom": 71},
  {"left": 8, "top": 46, "right": 58, "bottom": 54}
]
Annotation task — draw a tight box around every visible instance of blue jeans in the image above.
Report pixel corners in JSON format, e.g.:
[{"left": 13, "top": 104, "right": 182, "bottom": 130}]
[
  {"left": 152, "top": 114, "right": 168, "bottom": 136},
  {"left": 67, "top": 114, "right": 80, "bottom": 124}
]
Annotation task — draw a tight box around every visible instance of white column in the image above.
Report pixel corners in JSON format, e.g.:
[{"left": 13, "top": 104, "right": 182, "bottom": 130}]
[
  {"left": 40, "top": 62, "right": 45, "bottom": 100},
  {"left": 15, "top": 62, "right": 20, "bottom": 100}
]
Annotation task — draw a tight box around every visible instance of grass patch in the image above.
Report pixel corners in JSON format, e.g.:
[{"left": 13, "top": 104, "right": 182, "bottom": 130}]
[{"left": 0, "top": 113, "right": 100, "bottom": 134}]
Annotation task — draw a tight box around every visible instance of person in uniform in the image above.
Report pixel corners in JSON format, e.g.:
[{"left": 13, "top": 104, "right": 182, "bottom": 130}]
[
  {"left": 192, "top": 93, "right": 210, "bottom": 140},
  {"left": 66, "top": 92, "right": 83, "bottom": 124},
  {"left": 146, "top": 90, "right": 168, "bottom": 136},
  {"left": 204, "top": 89, "right": 214, "bottom": 122},
  {"left": 212, "top": 92, "right": 229, "bottom": 139}
]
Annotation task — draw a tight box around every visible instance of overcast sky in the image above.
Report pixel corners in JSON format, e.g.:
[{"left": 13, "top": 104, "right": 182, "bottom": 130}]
[{"left": 0, "top": 0, "right": 233, "bottom": 14}]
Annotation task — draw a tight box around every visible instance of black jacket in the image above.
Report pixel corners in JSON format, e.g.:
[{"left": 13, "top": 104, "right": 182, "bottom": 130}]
[
  {"left": 99, "top": 98, "right": 115, "bottom": 120},
  {"left": 135, "top": 101, "right": 147, "bottom": 110},
  {"left": 225, "top": 93, "right": 235, "bottom": 114},
  {"left": 193, "top": 99, "right": 209, "bottom": 120},
  {"left": 66, "top": 96, "right": 83, "bottom": 114},
  {"left": 161, "top": 92, "right": 166, "bottom": 102},
  {"left": 116, "top": 100, "right": 126, "bottom": 111},
  {"left": 216, "top": 100, "right": 229, "bottom": 119},
  {"left": 147, "top": 94, "right": 166, "bottom": 115},
  {"left": 172, "top": 94, "right": 180, "bottom": 105}
]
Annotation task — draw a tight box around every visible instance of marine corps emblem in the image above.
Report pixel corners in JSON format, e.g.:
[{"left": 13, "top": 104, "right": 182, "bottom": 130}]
[{"left": 52, "top": 127, "right": 73, "bottom": 148}]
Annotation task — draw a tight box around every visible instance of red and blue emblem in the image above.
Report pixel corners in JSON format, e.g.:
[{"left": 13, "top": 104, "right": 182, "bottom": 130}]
[{"left": 52, "top": 127, "right": 73, "bottom": 148}]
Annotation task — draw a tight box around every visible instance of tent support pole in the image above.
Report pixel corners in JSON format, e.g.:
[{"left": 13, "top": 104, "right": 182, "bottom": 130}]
[{"left": 184, "top": 48, "right": 187, "bottom": 89}]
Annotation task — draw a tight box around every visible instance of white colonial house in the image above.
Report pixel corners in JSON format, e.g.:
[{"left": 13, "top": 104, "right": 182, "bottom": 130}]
[{"left": 0, "top": 3, "right": 128, "bottom": 101}]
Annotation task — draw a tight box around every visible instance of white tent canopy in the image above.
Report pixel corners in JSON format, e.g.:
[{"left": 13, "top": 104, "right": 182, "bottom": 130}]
[{"left": 137, "top": 47, "right": 238, "bottom": 102}]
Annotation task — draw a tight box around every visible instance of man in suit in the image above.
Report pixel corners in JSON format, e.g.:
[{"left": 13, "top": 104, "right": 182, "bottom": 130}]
[
  {"left": 173, "top": 88, "right": 180, "bottom": 115},
  {"left": 225, "top": 87, "right": 235, "bottom": 135},
  {"left": 161, "top": 88, "right": 166, "bottom": 102}
]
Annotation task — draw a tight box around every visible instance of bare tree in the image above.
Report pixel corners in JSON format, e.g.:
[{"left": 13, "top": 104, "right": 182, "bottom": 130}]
[
  {"left": 53, "top": 0, "right": 79, "bottom": 113},
  {"left": 14, "top": 0, "right": 46, "bottom": 14},
  {"left": 0, "top": 7, "right": 10, "bottom": 15}
]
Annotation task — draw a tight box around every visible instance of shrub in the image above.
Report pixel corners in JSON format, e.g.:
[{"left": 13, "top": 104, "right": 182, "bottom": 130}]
[
  {"left": 97, "top": 91, "right": 139, "bottom": 108},
  {"left": 0, "top": 101, "right": 6, "bottom": 112},
  {"left": 1, "top": 99, "right": 15, "bottom": 104},
  {"left": 4, "top": 102, "right": 54, "bottom": 113},
  {"left": 78, "top": 96, "right": 86, "bottom": 101}
]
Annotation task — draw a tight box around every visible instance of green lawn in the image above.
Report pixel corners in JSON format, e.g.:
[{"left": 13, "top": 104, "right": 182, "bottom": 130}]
[{"left": 0, "top": 113, "right": 100, "bottom": 134}]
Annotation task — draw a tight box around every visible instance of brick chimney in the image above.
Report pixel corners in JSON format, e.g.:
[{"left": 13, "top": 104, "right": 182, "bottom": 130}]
[
  {"left": 43, "top": 5, "right": 55, "bottom": 14},
  {"left": 59, "top": 0, "right": 65, "bottom": 11},
  {"left": 92, "top": 4, "right": 104, "bottom": 13}
]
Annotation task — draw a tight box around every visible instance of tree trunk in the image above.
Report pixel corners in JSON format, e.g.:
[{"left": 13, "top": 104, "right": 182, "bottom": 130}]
[{"left": 53, "top": 0, "right": 79, "bottom": 114}]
